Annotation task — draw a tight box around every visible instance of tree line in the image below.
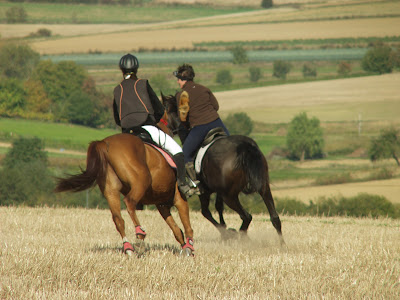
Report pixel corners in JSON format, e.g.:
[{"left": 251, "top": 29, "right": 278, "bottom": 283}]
[{"left": 0, "top": 42, "right": 112, "bottom": 127}]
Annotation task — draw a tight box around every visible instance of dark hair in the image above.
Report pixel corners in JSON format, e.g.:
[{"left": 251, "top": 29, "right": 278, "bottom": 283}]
[
  {"left": 173, "top": 64, "right": 195, "bottom": 81},
  {"left": 119, "top": 54, "right": 139, "bottom": 74}
]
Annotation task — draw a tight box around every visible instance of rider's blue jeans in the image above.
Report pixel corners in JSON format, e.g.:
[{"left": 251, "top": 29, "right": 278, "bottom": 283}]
[{"left": 182, "top": 118, "right": 229, "bottom": 163}]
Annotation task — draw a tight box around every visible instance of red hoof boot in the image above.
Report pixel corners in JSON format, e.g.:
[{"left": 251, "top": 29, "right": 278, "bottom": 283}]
[
  {"left": 135, "top": 225, "right": 147, "bottom": 239},
  {"left": 180, "top": 237, "right": 194, "bottom": 257},
  {"left": 123, "top": 241, "right": 135, "bottom": 255}
]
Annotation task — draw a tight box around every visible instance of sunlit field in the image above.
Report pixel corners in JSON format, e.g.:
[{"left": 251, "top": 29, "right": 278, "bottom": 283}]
[{"left": 1, "top": 207, "right": 399, "bottom": 298}]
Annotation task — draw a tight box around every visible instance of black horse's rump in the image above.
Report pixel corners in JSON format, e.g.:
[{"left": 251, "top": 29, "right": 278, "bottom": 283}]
[{"left": 234, "top": 137, "right": 267, "bottom": 194}]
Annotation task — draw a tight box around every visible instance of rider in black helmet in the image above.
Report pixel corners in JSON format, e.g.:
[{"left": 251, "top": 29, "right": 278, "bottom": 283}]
[{"left": 113, "top": 54, "right": 197, "bottom": 198}]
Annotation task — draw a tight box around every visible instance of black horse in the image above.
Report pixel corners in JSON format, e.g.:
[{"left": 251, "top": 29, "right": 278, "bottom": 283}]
[{"left": 161, "top": 94, "right": 285, "bottom": 246}]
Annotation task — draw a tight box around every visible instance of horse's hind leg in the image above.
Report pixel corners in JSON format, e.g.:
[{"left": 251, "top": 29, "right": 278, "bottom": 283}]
[
  {"left": 103, "top": 187, "right": 135, "bottom": 255},
  {"left": 200, "top": 191, "right": 224, "bottom": 229},
  {"left": 261, "top": 185, "right": 286, "bottom": 247},
  {"left": 223, "top": 194, "right": 252, "bottom": 233},
  {"left": 215, "top": 193, "right": 226, "bottom": 227}
]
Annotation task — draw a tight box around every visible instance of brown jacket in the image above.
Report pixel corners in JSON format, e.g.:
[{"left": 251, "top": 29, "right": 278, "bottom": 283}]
[{"left": 176, "top": 81, "right": 220, "bottom": 127}]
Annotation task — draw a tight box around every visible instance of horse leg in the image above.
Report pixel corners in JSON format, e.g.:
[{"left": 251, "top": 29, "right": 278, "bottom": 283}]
[
  {"left": 200, "top": 191, "right": 224, "bottom": 229},
  {"left": 102, "top": 186, "right": 135, "bottom": 256},
  {"left": 223, "top": 194, "right": 253, "bottom": 233},
  {"left": 173, "top": 185, "right": 195, "bottom": 256},
  {"left": 156, "top": 203, "right": 194, "bottom": 256},
  {"left": 215, "top": 193, "right": 226, "bottom": 227},
  {"left": 261, "top": 185, "right": 286, "bottom": 247},
  {"left": 123, "top": 191, "right": 147, "bottom": 241}
]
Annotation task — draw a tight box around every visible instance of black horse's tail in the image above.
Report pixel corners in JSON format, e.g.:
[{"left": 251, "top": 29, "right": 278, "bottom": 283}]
[
  {"left": 54, "top": 141, "right": 108, "bottom": 193},
  {"left": 235, "top": 141, "right": 267, "bottom": 194}
]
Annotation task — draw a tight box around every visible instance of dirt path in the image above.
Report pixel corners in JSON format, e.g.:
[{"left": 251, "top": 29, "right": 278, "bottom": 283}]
[{"left": 0, "top": 142, "right": 85, "bottom": 156}]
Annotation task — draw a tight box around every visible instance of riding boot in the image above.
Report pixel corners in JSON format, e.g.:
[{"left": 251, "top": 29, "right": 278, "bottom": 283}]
[
  {"left": 185, "top": 162, "right": 200, "bottom": 186},
  {"left": 172, "top": 153, "right": 196, "bottom": 197},
  {"left": 185, "top": 162, "right": 201, "bottom": 194}
]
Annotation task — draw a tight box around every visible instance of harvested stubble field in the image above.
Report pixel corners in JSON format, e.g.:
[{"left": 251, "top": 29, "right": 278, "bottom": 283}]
[
  {"left": 215, "top": 73, "right": 400, "bottom": 123},
  {"left": 0, "top": 207, "right": 399, "bottom": 299}
]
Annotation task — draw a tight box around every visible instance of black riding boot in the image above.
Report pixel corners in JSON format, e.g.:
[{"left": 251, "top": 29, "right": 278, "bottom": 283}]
[
  {"left": 185, "top": 162, "right": 200, "bottom": 186},
  {"left": 172, "top": 153, "right": 195, "bottom": 197}
]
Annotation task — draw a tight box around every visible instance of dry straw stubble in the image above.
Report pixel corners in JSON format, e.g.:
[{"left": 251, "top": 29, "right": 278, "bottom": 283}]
[{"left": 1, "top": 207, "right": 399, "bottom": 299}]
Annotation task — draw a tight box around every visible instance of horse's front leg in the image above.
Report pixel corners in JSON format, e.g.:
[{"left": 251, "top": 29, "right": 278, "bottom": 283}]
[{"left": 173, "top": 185, "right": 195, "bottom": 256}]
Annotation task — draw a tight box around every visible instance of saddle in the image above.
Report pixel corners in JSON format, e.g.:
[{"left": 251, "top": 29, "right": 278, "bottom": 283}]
[
  {"left": 126, "top": 129, "right": 176, "bottom": 169},
  {"left": 201, "top": 127, "right": 227, "bottom": 147},
  {"left": 194, "top": 127, "right": 227, "bottom": 174}
]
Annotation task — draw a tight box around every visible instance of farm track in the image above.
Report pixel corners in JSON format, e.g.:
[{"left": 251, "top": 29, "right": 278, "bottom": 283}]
[{"left": 0, "top": 142, "right": 85, "bottom": 156}]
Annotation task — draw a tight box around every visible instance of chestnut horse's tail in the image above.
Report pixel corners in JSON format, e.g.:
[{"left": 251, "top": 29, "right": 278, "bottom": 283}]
[
  {"left": 54, "top": 141, "right": 108, "bottom": 193},
  {"left": 235, "top": 140, "right": 267, "bottom": 195}
]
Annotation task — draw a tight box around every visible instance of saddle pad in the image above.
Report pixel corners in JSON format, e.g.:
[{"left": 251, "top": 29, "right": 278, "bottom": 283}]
[
  {"left": 194, "top": 142, "right": 214, "bottom": 174},
  {"left": 145, "top": 143, "right": 176, "bottom": 169}
]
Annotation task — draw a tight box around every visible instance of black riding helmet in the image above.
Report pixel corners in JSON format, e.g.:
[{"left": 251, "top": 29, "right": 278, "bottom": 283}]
[
  {"left": 173, "top": 63, "right": 195, "bottom": 81},
  {"left": 119, "top": 54, "right": 139, "bottom": 74}
]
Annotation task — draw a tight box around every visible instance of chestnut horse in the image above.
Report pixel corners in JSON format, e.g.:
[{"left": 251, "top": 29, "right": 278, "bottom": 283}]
[
  {"left": 162, "top": 94, "right": 285, "bottom": 246},
  {"left": 55, "top": 131, "right": 194, "bottom": 256}
]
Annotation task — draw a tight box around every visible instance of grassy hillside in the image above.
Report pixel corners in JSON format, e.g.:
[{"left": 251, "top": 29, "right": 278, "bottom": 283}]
[{"left": 0, "top": 118, "right": 117, "bottom": 151}]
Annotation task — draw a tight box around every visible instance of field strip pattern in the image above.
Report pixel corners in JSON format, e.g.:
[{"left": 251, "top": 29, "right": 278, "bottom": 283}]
[
  {"left": 272, "top": 178, "right": 400, "bottom": 204},
  {"left": 28, "top": 17, "right": 400, "bottom": 54},
  {"left": 215, "top": 73, "right": 400, "bottom": 110}
]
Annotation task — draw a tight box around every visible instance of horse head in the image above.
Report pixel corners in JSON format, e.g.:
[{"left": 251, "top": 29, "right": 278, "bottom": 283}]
[{"left": 161, "top": 92, "right": 181, "bottom": 136}]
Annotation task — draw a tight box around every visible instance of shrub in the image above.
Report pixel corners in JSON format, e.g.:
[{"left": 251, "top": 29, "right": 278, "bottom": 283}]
[
  {"left": 249, "top": 66, "right": 262, "bottom": 82},
  {"left": 216, "top": 69, "right": 233, "bottom": 85},
  {"left": 338, "top": 193, "right": 397, "bottom": 218},
  {"left": 0, "top": 43, "right": 40, "bottom": 79},
  {"left": 368, "top": 127, "right": 400, "bottom": 166},
  {"left": 274, "top": 194, "right": 400, "bottom": 218},
  {"left": 224, "top": 112, "right": 254, "bottom": 136},
  {"left": 28, "top": 28, "right": 52, "bottom": 38},
  {"left": 6, "top": 6, "right": 27, "bottom": 23},
  {"left": 286, "top": 112, "right": 324, "bottom": 161},
  {"left": 230, "top": 46, "right": 248, "bottom": 64},
  {"left": 275, "top": 198, "right": 308, "bottom": 215},
  {"left": 0, "top": 137, "right": 53, "bottom": 206},
  {"left": 314, "top": 173, "right": 352, "bottom": 186},
  {"left": 362, "top": 42, "right": 396, "bottom": 74},
  {"left": 338, "top": 61, "right": 352, "bottom": 76},
  {"left": 261, "top": 0, "right": 273, "bottom": 9},
  {"left": 302, "top": 62, "right": 317, "bottom": 78},
  {"left": 273, "top": 60, "right": 291, "bottom": 79}
]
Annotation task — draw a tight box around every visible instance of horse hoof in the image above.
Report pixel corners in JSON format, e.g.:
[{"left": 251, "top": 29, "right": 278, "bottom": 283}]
[
  {"left": 125, "top": 249, "right": 135, "bottom": 257},
  {"left": 180, "top": 248, "right": 194, "bottom": 257}
]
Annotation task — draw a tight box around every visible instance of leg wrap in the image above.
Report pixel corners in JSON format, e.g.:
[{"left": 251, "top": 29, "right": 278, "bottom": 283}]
[
  {"left": 182, "top": 237, "right": 195, "bottom": 251},
  {"left": 135, "top": 225, "right": 147, "bottom": 238}
]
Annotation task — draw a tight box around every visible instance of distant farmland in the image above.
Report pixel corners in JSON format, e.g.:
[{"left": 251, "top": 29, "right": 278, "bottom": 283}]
[
  {"left": 30, "top": 18, "right": 400, "bottom": 55},
  {"left": 42, "top": 48, "right": 368, "bottom": 65}
]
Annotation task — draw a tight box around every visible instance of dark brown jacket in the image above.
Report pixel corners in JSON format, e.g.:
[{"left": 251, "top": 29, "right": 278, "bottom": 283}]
[
  {"left": 176, "top": 81, "right": 220, "bottom": 127},
  {"left": 113, "top": 77, "right": 164, "bottom": 130}
]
